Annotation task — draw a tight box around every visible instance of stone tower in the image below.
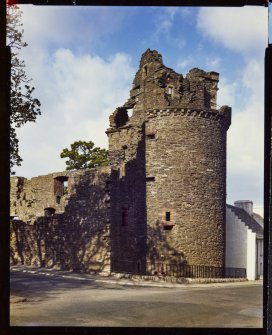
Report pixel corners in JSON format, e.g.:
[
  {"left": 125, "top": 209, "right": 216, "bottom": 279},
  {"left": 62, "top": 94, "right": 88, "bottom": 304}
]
[{"left": 107, "top": 49, "right": 231, "bottom": 273}]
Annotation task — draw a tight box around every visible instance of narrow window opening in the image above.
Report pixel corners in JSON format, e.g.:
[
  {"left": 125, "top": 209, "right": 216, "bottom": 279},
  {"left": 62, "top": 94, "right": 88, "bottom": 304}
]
[
  {"left": 54, "top": 176, "right": 69, "bottom": 199},
  {"left": 168, "top": 86, "right": 173, "bottom": 96},
  {"left": 143, "top": 65, "right": 148, "bottom": 76},
  {"left": 121, "top": 208, "right": 128, "bottom": 226},
  {"left": 137, "top": 261, "right": 141, "bottom": 274},
  {"left": 166, "top": 211, "right": 171, "bottom": 221},
  {"left": 63, "top": 180, "right": 68, "bottom": 195},
  {"left": 163, "top": 225, "right": 173, "bottom": 231},
  {"left": 146, "top": 176, "right": 155, "bottom": 182},
  {"left": 146, "top": 134, "right": 155, "bottom": 140}
]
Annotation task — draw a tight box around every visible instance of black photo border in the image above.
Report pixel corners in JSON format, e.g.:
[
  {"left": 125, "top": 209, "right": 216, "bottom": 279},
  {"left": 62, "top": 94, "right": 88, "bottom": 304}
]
[{"left": 0, "top": 1, "right": 270, "bottom": 335}]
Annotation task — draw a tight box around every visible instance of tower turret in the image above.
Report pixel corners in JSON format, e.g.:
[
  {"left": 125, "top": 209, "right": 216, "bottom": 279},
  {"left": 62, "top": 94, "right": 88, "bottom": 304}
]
[{"left": 107, "top": 49, "right": 231, "bottom": 273}]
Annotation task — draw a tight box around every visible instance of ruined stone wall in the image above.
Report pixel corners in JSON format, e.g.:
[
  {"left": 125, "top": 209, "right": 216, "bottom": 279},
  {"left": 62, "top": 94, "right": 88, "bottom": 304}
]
[
  {"left": 10, "top": 48, "right": 231, "bottom": 275},
  {"left": 108, "top": 49, "right": 231, "bottom": 272},
  {"left": 10, "top": 167, "right": 111, "bottom": 273},
  {"left": 106, "top": 120, "right": 147, "bottom": 273}
]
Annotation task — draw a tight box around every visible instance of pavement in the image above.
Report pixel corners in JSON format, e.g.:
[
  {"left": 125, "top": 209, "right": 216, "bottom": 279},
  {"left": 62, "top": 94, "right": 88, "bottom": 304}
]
[
  {"left": 10, "top": 264, "right": 255, "bottom": 288},
  {"left": 10, "top": 265, "right": 263, "bottom": 327}
]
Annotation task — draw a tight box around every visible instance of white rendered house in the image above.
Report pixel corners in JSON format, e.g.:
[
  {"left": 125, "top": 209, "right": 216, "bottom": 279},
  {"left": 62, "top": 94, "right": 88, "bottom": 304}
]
[{"left": 225, "top": 200, "right": 263, "bottom": 280}]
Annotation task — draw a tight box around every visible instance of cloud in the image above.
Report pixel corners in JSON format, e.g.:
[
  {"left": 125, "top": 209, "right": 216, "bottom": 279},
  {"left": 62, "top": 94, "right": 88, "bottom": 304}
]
[
  {"left": 150, "top": 7, "right": 189, "bottom": 49},
  {"left": 14, "top": 49, "right": 135, "bottom": 178},
  {"left": 225, "top": 59, "right": 264, "bottom": 207},
  {"left": 197, "top": 7, "right": 267, "bottom": 56},
  {"left": 196, "top": 7, "right": 266, "bottom": 211},
  {"left": 217, "top": 79, "right": 239, "bottom": 109},
  {"left": 204, "top": 56, "right": 221, "bottom": 69},
  {"left": 19, "top": 5, "right": 126, "bottom": 51},
  {"left": 176, "top": 56, "right": 195, "bottom": 72}
]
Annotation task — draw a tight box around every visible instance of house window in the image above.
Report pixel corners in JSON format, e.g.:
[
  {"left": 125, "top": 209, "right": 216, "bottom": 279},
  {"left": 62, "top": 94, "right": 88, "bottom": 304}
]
[
  {"left": 165, "top": 211, "right": 171, "bottom": 221},
  {"left": 121, "top": 208, "right": 128, "bottom": 226}
]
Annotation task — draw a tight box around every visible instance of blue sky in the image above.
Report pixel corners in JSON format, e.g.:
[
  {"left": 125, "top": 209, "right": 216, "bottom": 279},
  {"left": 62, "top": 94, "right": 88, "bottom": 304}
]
[{"left": 14, "top": 5, "right": 268, "bottom": 215}]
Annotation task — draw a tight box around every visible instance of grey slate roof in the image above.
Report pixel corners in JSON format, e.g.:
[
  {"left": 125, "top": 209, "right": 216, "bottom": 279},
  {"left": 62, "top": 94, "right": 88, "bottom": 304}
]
[{"left": 227, "top": 204, "right": 263, "bottom": 236}]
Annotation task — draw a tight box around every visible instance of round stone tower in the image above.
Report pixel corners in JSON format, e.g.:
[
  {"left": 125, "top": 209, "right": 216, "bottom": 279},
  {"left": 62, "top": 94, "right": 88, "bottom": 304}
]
[{"left": 107, "top": 49, "right": 231, "bottom": 272}]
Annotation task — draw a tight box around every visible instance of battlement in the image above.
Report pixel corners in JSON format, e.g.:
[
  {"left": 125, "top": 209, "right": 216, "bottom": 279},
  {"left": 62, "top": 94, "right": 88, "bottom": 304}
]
[
  {"left": 123, "top": 49, "right": 221, "bottom": 112},
  {"left": 108, "top": 49, "right": 230, "bottom": 133}
]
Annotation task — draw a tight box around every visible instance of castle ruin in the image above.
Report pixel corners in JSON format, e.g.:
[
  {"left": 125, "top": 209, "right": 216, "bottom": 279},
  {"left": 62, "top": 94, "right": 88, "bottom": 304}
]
[{"left": 10, "top": 49, "right": 232, "bottom": 275}]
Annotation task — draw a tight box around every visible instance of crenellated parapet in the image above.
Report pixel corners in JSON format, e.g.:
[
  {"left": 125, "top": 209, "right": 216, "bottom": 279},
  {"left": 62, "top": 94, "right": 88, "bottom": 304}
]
[{"left": 145, "top": 105, "right": 231, "bottom": 129}]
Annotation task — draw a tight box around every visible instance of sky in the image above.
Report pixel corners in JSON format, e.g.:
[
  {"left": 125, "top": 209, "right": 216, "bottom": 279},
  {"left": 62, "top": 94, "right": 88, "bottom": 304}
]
[{"left": 13, "top": 5, "right": 269, "bottom": 216}]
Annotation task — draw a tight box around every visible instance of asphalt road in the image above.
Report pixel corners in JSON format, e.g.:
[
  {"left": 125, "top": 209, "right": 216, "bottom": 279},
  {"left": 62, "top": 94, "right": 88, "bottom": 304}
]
[{"left": 10, "top": 267, "right": 263, "bottom": 328}]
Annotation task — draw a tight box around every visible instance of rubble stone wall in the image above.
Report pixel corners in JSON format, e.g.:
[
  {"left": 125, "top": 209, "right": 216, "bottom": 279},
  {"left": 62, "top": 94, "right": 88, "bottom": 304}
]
[
  {"left": 10, "top": 167, "right": 111, "bottom": 273},
  {"left": 107, "top": 49, "right": 231, "bottom": 272},
  {"left": 145, "top": 108, "right": 229, "bottom": 267},
  {"left": 10, "top": 49, "right": 231, "bottom": 275}
]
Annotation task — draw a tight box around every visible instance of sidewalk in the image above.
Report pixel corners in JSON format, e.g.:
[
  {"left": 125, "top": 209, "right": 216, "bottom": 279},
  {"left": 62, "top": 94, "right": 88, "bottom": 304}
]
[{"left": 10, "top": 264, "right": 262, "bottom": 288}]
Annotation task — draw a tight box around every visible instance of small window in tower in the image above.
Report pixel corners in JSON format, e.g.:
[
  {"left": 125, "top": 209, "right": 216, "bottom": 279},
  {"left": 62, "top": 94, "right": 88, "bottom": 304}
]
[
  {"left": 168, "top": 86, "right": 173, "bottom": 96},
  {"left": 146, "top": 133, "right": 156, "bottom": 140},
  {"left": 144, "top": 65, "right": 148, "bottom": 76},
  {"left": 121, "top": 208, "right": 128, "bottom": 226},
  {"left": 165, "top": 211, "right": 171, "bottom": 221},
  {"left": 163, "top": 225, "right": 173, "bottom": 231},
  {"left": 146, "top": 176, "right": 155, "bottom": 182}
]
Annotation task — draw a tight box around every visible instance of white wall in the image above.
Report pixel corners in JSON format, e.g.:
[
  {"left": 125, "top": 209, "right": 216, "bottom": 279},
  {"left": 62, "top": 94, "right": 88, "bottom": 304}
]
[
  {"left": 256, "top": 238, "right": 263, "bottom": 279},
  {"left": 225, "top": 207, "right": 247, "bottom": 269},
  {"left": 246, "top": 229, "right": 256, "bottom": 280},
  {"left": 225, "top": 207, "right": 257, "bottom": 280}
]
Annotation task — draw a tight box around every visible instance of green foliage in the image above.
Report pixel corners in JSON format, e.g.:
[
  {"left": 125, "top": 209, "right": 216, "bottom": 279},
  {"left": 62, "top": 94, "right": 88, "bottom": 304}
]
[
  {"left": 60, "top": 140, "right": 109, "bottom": 170},
  {"left": 7, "top": 5, "right": 41, "bottom": 170}
]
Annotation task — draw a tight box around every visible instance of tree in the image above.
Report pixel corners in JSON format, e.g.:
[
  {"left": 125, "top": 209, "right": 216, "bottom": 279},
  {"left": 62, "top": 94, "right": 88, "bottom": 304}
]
[
  {"left": 60, "top": 140, "right": 109, "bottom": 170},
  {"left": 7, "top": 5, "right": 41, "bottom": 170}
]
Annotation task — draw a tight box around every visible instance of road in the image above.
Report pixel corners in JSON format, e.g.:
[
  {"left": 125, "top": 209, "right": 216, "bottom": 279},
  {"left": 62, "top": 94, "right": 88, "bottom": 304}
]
[{"left": 10, "top": 267, "right": 263, "bottom": 327}]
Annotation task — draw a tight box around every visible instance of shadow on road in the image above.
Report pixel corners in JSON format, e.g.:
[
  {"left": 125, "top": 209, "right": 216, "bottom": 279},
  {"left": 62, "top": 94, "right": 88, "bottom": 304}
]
[{"left": 10, "top": 270, "right": 123, "bottom": 303}]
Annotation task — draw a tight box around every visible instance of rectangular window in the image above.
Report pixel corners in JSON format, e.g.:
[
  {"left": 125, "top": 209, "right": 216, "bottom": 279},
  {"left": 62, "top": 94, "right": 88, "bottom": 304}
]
[
  {"left": 146, "top": 134, "right": 155, "bottom": 139},
  {"left": 144, "top": 65, "right": 148, "bottom": 76},
  {"left": 166, "top": 211, "right": 171, "bottom": 221},
  {"left": 54, "top": 176, "right": 69, "bottom": 198},
  {"left": 168, "top": 87, "right": 173, "bottom": 96},
  {"left": 146, "top": 176, "right": 155, "bottom": 182},
  {"left": 163, "top": 225, "right": 173, "bottom": 231}
]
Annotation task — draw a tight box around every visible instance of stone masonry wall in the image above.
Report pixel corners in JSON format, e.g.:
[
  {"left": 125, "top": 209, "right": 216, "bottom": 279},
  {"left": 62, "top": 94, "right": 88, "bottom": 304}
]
[
  {"left": 145, "top": 107, "right": 229, "bottom": 267},
  {"left": 10, "top": 167, "right": 111, "bottom": 273},
  {"left": 10, "top": 48, "right": 231, "bottom": 276},
  {"left": 106, "top": 121, "right": 147, "bottom": 273},
  {"left": 108, "top": 49, "right": 231, "bottom": 272}
]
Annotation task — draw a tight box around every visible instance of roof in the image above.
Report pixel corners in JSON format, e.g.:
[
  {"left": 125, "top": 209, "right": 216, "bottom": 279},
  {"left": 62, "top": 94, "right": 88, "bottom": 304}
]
[{"left": 227, "top": 204, "right": 263, "bottom": 236}]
